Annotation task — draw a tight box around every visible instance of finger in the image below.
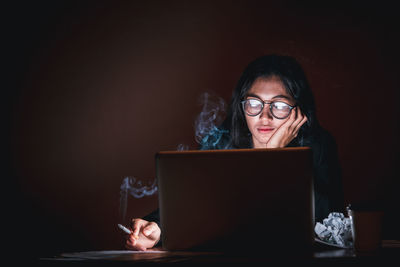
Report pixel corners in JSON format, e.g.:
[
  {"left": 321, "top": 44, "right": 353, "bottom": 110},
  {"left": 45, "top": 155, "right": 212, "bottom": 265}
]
[
  {"left": 125, "top": 238, "right": 136, "bottom": 249},
  {"left": 280, "top": 107, "right": 297, "bottom": 129},
  {"left": 126, "top": 241, "right": 143, "bottom": 251},
  {"left": 283, "top": 109, "right": 304, "bottom": 139},
  {"left": 295, "top": 109, "right": 307, "bottom": 126},
  {"left": 294, "top": 113, "right": 308, "bottom": 133},
  {"left": 125, "top": 235, "right": 149, "bottom": 251},
  {"left": 131, "top": 219, "right": 143, "bottom": 239},
  {"left": 284, "top": 107, "right": 299, "bottom": 131},
  {"left": 290, "top": 106, "right": 297, "bottom": 120},
  {"left": 299, "top": 114, "right": 308, "bottom": 128},
  {"left": 294, "top": 107, "right": 304, "bottom": 123},
  {"left": 127, "top": 235, "right": 138, "bottom": 246},
  {"left": 290, "top": 106, "right": 300, "bottom": 125},
  {"left": 135, "top": 244, "right": 147, "bottom": 251},
  {"left": 292, "top": 108, "right": 305, "bottom": 128},
  {"left": 142, "top": 222, "right": 158, "bottom": 237}
]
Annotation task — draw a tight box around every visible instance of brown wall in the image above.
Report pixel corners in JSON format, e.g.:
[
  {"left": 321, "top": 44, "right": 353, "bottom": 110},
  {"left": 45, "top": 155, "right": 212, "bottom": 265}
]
[{"left": 6, "top": 0, "right": 399, "bottom": 258}]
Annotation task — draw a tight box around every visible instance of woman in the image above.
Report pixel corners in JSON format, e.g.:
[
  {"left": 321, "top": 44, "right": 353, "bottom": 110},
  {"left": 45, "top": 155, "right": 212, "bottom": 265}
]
[{"left": 124, "top": 54, "right": 344, "bottom": 251}]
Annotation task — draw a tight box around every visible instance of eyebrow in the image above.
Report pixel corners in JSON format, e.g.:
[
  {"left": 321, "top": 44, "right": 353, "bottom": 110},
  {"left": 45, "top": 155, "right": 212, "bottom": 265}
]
[{"left": 245, "top": 93, "right": 292, "bottom": 101}]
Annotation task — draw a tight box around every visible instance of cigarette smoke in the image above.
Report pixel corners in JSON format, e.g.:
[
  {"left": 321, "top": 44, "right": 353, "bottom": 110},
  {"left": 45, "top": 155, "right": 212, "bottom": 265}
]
[
  {"left": 176, "top": 143, "right": 189, "bottom": 151},
  {"left": 119, "top": 92, "right": 227, "bottom": 219},
  {"left": 119, "top": 176, "right": 158, "bottom": 221},
  {"left": 194, "top": 91, "right": 227, "bottom": 144},
  {"left": 177, "top": 91, "right": 227, "bottom": 150}
]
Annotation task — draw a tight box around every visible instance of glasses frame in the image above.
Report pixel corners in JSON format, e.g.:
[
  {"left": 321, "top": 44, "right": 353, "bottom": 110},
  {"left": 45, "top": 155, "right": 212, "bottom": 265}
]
[{"left": 241, "top": 99, "right": 296, "bottom": 119}]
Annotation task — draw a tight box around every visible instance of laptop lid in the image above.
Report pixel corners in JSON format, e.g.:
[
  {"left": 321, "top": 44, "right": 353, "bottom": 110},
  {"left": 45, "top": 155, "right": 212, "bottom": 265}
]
[{"left": 155, "top": 147, "right": 315, "bottom": 253}]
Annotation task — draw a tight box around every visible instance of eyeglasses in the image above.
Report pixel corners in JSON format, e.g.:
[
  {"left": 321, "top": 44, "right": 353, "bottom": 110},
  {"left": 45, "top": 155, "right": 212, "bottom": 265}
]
[{"left": 241, "top": 98, "right": 296, "bottom": 119}]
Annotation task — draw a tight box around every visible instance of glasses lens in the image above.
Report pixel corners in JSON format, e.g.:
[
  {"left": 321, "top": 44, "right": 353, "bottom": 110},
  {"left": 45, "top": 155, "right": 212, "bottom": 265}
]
[
  {"left": 243, "top": 99, "right": 263, "bottom": 116},
  {"left": 271, "top": 102, "right": 292, "bottom": 119}
]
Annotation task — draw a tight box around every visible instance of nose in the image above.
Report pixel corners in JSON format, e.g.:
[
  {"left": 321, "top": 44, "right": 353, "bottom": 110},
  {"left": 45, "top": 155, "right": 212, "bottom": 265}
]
[{"left": 259, "top": 104, "right": 273, "bottom": 120}]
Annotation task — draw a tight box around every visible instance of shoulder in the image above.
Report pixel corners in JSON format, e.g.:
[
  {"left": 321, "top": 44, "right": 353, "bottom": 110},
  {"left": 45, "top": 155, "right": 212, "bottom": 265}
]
[
  {"left": 315, "top": 127, "right": 337, "bottom": 147},
  {"left": 309, "top": 127, "right": 340, "bottom": 164},
  {"left": 307, "top": 126, "right": 337, "bottom": 148}
]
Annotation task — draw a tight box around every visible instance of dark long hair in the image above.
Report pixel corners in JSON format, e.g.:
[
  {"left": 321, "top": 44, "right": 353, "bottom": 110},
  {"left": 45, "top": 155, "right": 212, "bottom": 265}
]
[{"left": 220, "top": 54, "right": 321, "bottom": 149}]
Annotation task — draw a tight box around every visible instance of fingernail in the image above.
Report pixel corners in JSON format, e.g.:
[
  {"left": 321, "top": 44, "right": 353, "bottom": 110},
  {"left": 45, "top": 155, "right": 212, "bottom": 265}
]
[{"left": 143, "top": 230, "right": 151, "bottom": 235}]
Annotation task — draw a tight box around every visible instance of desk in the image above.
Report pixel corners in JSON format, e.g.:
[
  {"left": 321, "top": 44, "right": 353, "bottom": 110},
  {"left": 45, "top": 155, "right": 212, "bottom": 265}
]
[{"left": 35, "top": 240, "right": 400, "bottom": 266}]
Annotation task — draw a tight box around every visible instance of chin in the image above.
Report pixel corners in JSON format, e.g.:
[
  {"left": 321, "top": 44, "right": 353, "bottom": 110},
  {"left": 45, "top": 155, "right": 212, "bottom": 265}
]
[
  {"left": 258, "top": 135, "right": 271, "bottom": 143},
  {"left": 253, "top": 137, "right": 270, "bottom": 148}
]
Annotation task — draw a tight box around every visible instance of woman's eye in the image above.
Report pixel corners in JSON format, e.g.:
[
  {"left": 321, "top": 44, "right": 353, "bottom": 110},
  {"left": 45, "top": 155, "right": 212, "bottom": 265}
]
[
  {"left": 248, "top": 100, "right": 261, "bottom": 107},
  {"left": 250, "top": 102, "right": 259, "bottom": 107},
  {"left": 273, "top": 102, "right": 290, "bottom": 109}
]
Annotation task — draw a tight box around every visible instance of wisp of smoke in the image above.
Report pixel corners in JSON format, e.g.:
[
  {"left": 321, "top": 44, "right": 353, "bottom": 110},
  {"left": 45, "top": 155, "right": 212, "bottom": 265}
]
[
  {"left": 120, "top": 92, "right": 228, "bottom": 220},
  {"left": 194, "top": 92, "right": 227, "bottom": 144},
  {"left": 176, "top": 91, "right": 227, "bottom": 150},
  {"left": 176, "top": 143, "right": 189, "bottom": 151},
  {"left": 119, "top": 176, "right": 158, "bottom": 221}
]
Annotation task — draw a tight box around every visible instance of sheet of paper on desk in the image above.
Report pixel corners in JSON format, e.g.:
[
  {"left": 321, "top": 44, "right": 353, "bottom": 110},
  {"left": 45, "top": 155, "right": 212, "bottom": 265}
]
[{"left": 59, "top": 250, "right": 167, "bottom": 260}]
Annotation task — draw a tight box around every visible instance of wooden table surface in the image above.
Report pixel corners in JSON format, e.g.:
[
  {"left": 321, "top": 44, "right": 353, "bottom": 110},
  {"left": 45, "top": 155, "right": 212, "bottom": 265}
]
[{"left": 32, "top": 240, "right": 400, "bottom": 266}]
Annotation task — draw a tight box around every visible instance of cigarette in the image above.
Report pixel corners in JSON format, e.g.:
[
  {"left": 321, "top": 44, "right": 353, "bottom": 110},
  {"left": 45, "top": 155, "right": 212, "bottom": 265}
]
[
  {"left": 118, "top": 224, "right": 139, "bottom": 239},
  {"left": 118, "top": 224, "right": 132, "bottom": 234}
]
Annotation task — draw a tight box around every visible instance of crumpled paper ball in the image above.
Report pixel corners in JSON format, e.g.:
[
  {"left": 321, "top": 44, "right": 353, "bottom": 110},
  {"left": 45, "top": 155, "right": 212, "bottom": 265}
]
[{"left": 314, "top": 212, "right": 353, "bottom": 247}]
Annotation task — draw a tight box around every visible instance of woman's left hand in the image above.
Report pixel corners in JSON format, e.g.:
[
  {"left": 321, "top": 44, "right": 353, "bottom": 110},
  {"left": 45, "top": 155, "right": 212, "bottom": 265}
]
[{"left": 266, "top": 107, "right": 307, "bottom": 148}]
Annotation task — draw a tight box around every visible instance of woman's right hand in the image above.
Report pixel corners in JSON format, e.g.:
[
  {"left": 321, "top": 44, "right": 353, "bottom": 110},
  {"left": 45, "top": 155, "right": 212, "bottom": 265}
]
[
  {"left": 124, "top": 218, "right": 161, "bottom": 251},
  {"left": 266, "top": 107, "right": 307, "bottom": 148}
]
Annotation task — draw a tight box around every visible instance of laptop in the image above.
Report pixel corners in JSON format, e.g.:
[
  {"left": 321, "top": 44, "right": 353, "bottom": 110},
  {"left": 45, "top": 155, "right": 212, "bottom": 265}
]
[{"left": 155, "top": 147, "right": 315, "bottom": 254}]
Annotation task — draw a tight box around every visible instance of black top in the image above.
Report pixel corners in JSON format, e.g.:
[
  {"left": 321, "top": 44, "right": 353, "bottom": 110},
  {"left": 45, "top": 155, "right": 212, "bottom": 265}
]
[{"left": 306, "top": 128, "right": 345, "bottom": 222}]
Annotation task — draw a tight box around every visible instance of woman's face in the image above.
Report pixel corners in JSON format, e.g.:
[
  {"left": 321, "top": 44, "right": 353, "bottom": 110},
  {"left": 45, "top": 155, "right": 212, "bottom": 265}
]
[{"left": 244, "top": 76, "right": 295, "bottom": 148}]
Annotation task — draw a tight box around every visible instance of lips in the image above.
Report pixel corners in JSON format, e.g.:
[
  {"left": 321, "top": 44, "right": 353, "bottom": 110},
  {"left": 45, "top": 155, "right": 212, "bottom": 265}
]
[{"left": 257, "top": 127, "right": 274, "bottom": 133}]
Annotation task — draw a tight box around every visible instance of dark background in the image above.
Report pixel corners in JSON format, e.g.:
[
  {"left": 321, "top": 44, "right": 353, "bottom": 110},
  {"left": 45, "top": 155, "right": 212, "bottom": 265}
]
[{"left": 4, "top": 0, "right": 399, "bottom": 259}]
